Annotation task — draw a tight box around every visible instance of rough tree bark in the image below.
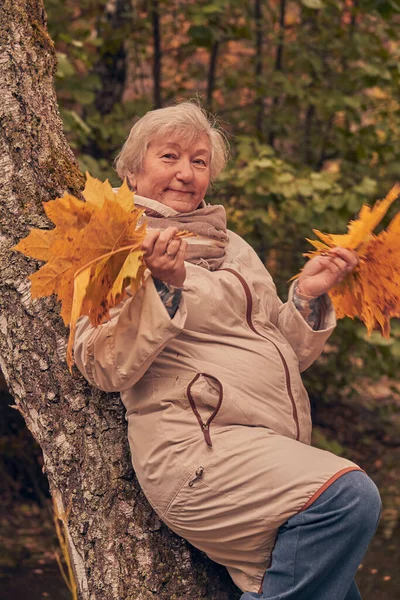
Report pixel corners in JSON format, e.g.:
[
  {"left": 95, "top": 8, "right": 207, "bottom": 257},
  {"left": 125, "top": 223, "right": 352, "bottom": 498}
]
[{"left": 0, "top": 2, "right": 239, "bottom": 598}]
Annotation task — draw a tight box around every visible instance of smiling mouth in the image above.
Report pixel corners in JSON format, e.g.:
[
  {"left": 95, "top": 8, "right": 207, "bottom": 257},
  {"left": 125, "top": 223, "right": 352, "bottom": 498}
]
[{"left": 167, "top": 188, "right": 194, "bottom": 194}]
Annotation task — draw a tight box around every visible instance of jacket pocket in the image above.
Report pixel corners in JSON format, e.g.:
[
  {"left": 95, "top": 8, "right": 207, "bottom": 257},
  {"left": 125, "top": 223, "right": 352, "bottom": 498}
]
[{"left": 186, "top": 372, "right": 223, "bottom": 447}]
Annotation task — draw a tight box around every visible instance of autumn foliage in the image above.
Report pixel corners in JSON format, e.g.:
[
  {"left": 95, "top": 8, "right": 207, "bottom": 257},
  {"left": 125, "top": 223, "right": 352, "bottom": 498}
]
[
  {"left": 13, "top": 175, "right": 147, "bottom": 369},
  {"left": 303, "top": 183, "right": 400, "bottom": 338}
]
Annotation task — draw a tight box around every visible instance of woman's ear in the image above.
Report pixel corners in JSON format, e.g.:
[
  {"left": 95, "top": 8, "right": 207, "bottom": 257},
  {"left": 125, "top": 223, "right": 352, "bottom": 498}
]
[{"left": 127, "top": 174, "right": 136, "bottom": 191}]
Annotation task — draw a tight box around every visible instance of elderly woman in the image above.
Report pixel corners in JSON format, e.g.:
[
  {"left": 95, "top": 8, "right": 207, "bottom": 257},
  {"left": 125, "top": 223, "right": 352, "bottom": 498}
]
[{"left": 74, "top": 102, "right": 381, "bottom": 600}]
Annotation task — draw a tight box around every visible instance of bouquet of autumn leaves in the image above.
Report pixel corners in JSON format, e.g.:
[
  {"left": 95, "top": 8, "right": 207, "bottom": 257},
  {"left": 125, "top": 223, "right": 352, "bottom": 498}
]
[
  {"left": 13, "top": 173, "right": 400, "bottom": 371},
  {"left": 13, "top": 175, "right": 148, "bottom": 370},
  {"left": 300, "top": 182, "right": 400, "bottom": 338}
]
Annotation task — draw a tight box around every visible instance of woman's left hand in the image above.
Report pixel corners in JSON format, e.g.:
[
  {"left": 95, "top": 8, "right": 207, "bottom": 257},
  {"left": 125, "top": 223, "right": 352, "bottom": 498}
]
[
  {"left": 297, "top": 247, "right": 359, "bottom": 298},
  {"left": 141, "top": 226, "right": 188, "bottom": 288}
]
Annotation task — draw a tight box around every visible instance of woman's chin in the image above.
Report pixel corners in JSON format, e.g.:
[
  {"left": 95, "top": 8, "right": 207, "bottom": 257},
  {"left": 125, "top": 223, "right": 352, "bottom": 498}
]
[{"left": 160, "top": 193, "right": 201, "bottom": 212}]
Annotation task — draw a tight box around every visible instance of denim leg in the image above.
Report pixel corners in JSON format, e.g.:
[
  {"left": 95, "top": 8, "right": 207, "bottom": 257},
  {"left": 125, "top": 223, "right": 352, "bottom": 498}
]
[
  {"left": 240, "top": 470, "right": 381, "bottom": 600},
  {"left": 344, "top": 580, "right": 362, "bottom": 600}
]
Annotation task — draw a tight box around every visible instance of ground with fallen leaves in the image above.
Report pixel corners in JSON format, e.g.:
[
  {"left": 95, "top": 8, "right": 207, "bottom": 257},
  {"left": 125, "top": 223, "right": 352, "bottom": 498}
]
[{"left": 0, "top": 502, "right": 70, "bottom": 600}]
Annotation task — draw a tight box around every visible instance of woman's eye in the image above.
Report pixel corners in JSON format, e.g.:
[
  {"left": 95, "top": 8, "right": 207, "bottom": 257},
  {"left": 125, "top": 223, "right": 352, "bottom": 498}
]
[
  {"left": 194, "top": 159, "right": 207, "bottom": 166},
  {"left": 162, "top": 153, "right": 177, "bottom": 159}
]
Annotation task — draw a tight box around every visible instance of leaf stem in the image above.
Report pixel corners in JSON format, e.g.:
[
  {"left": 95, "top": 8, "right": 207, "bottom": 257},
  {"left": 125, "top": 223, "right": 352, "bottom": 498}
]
[
  {"left": 73, "top": 230, "right": 195, "bottom": 282},
  {"left": 73, "top": 243, "right": 143, "bottom": 282}
]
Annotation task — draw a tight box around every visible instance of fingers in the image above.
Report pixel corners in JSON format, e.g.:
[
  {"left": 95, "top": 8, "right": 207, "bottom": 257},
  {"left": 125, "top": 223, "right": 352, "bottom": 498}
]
[
  {"left": 315, "top": 247, "right": 359, "bottom": 288},
  {"left": 319, "top": 255, "right": 348, "bottom": 275},
  {"left": 298, "top": 247, "right": 359, "bottom": 297},
  {"left": 141, "top": 229, "right": 160, "bottom": 257},
  {"left": 165, "top": 238, "right": 181, "bottom": 258},
  {"left": 156, "top": 227, "right": 180, "bottom": 257},
  {"left": 141, "top": 228, "right": 187, "bottom": 287},
  {"left": 319, "top": 247, "right": 359, "bottom": 277},
  {"left": 142, "top": 227, "right": 179, "bottom": 258},
  {"left": 175, "top": 239, "right": 187, "bottom": 263},
  {"left": 329, "top": 247, "right": 359, "bottom": 269}
]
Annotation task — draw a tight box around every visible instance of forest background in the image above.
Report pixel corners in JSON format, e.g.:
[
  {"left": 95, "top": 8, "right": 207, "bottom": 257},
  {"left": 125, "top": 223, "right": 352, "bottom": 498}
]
[{"left": 1, "top": 0, "right": 400, "bottom": 598}]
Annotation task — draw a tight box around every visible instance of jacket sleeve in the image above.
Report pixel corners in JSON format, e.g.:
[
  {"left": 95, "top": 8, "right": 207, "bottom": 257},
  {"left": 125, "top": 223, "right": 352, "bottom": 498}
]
[
  {"left": 73, "top": 273, "right": 187, "bottom": 392},
  {"left": 233, "top": 233, "right": 336, "bottom": 373},
  {"left": 277, "top": 281, "right": 336, "bottom": 372}
]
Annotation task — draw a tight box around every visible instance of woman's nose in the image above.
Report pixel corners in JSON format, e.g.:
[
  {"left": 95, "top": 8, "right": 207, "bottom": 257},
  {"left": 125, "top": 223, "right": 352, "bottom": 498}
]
[{"left": 175, "top": 158, "right": 194, "bottom": 182}]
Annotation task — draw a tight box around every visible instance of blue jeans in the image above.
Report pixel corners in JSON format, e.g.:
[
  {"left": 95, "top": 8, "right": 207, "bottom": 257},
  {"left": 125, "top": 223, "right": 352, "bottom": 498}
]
[{"left": 240, "top": 470, "right": 381, "bottom": 600}]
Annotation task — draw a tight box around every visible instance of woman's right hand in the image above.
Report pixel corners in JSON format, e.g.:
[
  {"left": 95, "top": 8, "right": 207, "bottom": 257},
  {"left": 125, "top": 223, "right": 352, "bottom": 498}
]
[{"left": 141, "top": 227, "right": 187, "bottom": 288}]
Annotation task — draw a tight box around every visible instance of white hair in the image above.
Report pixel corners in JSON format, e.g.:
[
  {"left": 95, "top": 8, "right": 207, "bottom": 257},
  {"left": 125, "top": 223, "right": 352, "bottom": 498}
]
[{"left": 115, "top": 101, "right": 229, "bottom": 182}]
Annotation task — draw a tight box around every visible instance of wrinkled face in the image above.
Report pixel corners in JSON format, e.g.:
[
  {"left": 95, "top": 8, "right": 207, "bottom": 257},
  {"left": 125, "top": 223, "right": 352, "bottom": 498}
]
[{"left": 128, "top": 134, "right": 211, "bottom": 212}]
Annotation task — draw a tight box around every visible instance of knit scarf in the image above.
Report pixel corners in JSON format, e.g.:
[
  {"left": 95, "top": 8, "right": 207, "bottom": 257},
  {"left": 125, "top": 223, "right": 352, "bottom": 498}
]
[{"left": 134, "top": 195, "right": 228, "bottom": 271}]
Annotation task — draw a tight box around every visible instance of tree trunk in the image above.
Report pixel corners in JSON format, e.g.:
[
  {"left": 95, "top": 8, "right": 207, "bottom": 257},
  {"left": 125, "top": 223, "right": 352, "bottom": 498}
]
[
  {"left": 206, "top": 40, "right": 220, "bottom": 112},
  {"left": 93, "top": 0, "right": 130, "bottom": 116},
  {"left": 268, "top": 0, "right": 286, "bottom": 148},
  {"left": 303, "top": 103, "right": 315, "bottom": 165},
  {"left": 151, "top": 0, "right": 162, "bottom": 108},
  {"left": 254, "top": 0, "right": 264, "bottom": 139},
  {"left": 0, "top": 2, "right": 239, "bottom": 598}
]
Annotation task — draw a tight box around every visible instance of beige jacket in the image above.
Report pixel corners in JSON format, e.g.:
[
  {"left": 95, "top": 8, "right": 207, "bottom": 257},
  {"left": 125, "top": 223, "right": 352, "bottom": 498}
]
[{"left": 74, "top": 228, "right": 360, "bottom": 593}]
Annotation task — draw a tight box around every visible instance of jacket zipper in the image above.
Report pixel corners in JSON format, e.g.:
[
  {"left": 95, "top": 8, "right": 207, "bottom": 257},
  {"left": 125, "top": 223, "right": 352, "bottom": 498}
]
[
  {"left": 188, "top": 466, "right": 204, "bottom": 487},
  {"left": 186, "top": 372, "right": 223, "bottom": 447},
  {"left": 221, "top": 268, "right": 300, "bottom": 441}
]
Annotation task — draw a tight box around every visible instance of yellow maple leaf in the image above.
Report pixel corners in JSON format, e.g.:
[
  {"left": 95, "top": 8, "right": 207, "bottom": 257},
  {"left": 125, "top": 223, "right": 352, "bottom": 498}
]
[
  {"left": 82, "top": 172, "right": 115, "bottom": 208},
  {"left": 301, "top": 183, "right": 400, "bottom": 337},
  {"left": 109, "top": 251, "right": 147, "bottom": 305},
  {"left": 13, "top": 228, "right": 58, "bottom": 262},
  {"left": 68, "top": 265, "right": 92, "bottom": 370},
  {"left": 356, "top": 213, "right": 400, "bottom": 336},
  {"left": 13, "top": 174, "right": 147, "bottom": 370},
  {"left": 43, "top": 192, "right": 96, "bottom": 231}
]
